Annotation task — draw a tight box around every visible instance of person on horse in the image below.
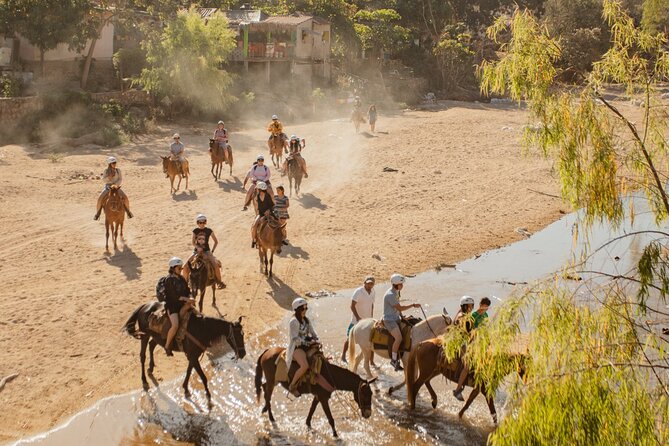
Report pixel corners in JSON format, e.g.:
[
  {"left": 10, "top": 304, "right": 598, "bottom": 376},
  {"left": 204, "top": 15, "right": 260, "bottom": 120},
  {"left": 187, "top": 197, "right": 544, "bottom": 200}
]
[
  {"left": 340, "top": 275, "right": 376, "bottom": 363},
  {"left": 287, "top": 297, "right": 335, "bottom": 397},
  {"left": 452, "top": 295, "right": 475, "bottom": 401},
  {"left": 182, "top": 214, "right": 225, "bottom": 289},
  {"left": 169, "top": 133, "right": 186, "bottom": 177},
  {"left": 382, "top": 273, "right": 422, "bottom": 371},
  {"left": 274, "top": 185, "right": 289, "bottom": 246},
  {"left": 242, "top": 155, "right": 273, "bottom": 211},
  {"left": 94, "top": 156, "right": 133, "bottom": 221},
  {"left": 250, "top": 181, "right": 275, "bottom": 248},
  {"left": 164, "top": 257, "right": 196, "bottom": 356},
  {"left": 353, "top": 95, "right": 362, "bottom": 109},
  {"left": 212, "top": 120, "right": 231, "bottom": 163},
  {"left": 267, "top": 115, "right": 288, "bottom": 152},
  {"left": 282, "top": 135, "right": 308, "bottom": 177}
]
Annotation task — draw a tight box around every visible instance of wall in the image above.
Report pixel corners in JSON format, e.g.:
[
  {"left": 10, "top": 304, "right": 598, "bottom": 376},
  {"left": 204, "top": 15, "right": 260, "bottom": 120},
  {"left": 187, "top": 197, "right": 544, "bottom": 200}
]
[
  {"left": 17, "top": 23, "right": 114, "bottom": 62},
  {"left": 294, "top": 19, "right": 313, "bottom": 60}
]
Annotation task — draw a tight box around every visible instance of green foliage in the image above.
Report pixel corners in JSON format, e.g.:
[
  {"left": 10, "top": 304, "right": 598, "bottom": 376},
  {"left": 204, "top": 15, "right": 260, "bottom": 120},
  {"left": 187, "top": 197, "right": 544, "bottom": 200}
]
[
  {"left": 0, "top": 75, "right": 23, "bottom": 97},
  {"left": 137, "top": 8, "right": 237, "bottom": 114},
  {"left": 433, "top": 23, "right": 475, "bottom": 90},
  {"left": 642, "top": 0, "right": 669, "bottom": 34},
  {"left": 354, "top": 8, "right": 410, "bottom": 54},
  {"left": 112, "top": 47, "right": 147, "bottom": 78}
]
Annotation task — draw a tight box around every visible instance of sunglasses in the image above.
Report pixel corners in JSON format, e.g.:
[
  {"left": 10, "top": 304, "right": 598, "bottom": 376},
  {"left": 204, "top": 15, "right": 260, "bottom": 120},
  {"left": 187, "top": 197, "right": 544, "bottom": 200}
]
[{"left": 197, "top": 221, "right": 207, "bottom": 224}]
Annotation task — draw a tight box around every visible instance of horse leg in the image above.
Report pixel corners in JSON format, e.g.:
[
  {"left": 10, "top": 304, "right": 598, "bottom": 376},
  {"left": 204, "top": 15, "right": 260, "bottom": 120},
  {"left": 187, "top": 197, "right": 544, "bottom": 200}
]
[
  {"left": 120, "top": 220, "right": 124, "bottom": 239},
  {"left": 425, "top": 380, "right": 439, "bottom": 409},
  {"left": 148, "top": 338, "right": 158, "bottom": 375},
  {"left": 183, "top": 361, "right": 194, "bottom": 398},
  {"left": 262, "top": 374, "right": 276, "bottom": 422},
  {"left": 268, "top": 251, "right": 274, "bottom": 278},
  {"left": 105, "top": 220, "right": 110, "bottom": 251},
  {"left": 483, "top": 385, "right": 497, "bottom": 423},
  {"left": 170, "top": 176, "right": 175, "bottom": 194},
  {"left": 211, "top": 163, "right": 216, "bottom": 180},
  {"left": 176, "top": 175, "right": 182, "bottom": 192},
  {"left": 319, "top": 394, "right": 338, "bottom": 438},
  {"left": 199, "top": 288, "right": 204, "bottom": 313},
  {"left": 306, "top": 396, "right": 319, "bottom": 429},
  {"left": 458, "top": 387, "right": 480, "bottom": 419},
  {"left": 352, "top": 352, "right": 363, "bottom": 374},
  {"left": 389, "top": 378, "right": 405, "bottom": 395},
  {"left": 211, "top": 284, "right": 216, "bottom": 307},
  {"left": 193, "top": 359, "right": 211, "bottom": 400},
  {"left": 363, "top": 349, "right": 373, "bottom": 378},
  {"left": 140, "top": 336, "right": 149, "bottom": 390},
  {"left": 113, "top": 222, "right": 118, "bottom": 250}
]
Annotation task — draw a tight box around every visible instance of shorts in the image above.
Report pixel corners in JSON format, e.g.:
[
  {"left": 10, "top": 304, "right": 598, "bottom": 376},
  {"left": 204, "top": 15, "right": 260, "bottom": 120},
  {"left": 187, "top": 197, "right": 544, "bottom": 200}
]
[
  {"left": 382, "top": 319, "right": 400, "bottom": 331},
  {"left": 346, "top": 322, "right": 355, "bottom": 337}
]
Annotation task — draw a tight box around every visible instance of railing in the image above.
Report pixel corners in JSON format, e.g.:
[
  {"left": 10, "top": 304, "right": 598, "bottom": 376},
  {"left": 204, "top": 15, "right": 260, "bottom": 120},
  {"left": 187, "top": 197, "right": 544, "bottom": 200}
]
[{"left": 229, "top": 42, "right": 294, "bottom": 60}]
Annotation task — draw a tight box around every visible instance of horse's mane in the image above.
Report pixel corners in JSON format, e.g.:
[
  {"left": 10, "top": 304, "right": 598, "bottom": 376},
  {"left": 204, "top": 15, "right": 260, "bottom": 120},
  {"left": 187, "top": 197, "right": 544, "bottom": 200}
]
[
  {"left": 321, "top": 361, "right": 363, "bottom": 388},
  {"left": 190, "top": 315, "right": 229, "bottom": 347}
]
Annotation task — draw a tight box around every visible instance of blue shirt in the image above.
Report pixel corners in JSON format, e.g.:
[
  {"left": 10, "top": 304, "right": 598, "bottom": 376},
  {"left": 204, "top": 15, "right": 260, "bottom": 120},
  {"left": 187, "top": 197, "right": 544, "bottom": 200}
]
[{"left": 382, "top": 287, "right": 401, "bottom": 322}]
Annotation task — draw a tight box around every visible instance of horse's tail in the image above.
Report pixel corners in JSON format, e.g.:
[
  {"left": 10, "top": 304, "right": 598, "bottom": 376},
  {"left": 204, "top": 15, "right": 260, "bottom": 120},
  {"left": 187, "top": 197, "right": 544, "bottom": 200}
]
[
  {"left": 405, "top": 343, "right": 420, "bottom": 409},
  {"left": 255, "top": 350, "right": 267, "bottom": 403},
  {"left": 123, "top": 304, "right": 144, "bottom": 339},
  {"left": 347, "top": 324, "right": 357, "bottom": 367}
]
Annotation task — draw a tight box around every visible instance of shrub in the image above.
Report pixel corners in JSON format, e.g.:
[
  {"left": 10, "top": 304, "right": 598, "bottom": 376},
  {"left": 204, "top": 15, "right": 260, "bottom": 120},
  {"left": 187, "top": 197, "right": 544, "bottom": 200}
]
[{"left": 0, "top": 76, "right": 23, "bottom": 97}]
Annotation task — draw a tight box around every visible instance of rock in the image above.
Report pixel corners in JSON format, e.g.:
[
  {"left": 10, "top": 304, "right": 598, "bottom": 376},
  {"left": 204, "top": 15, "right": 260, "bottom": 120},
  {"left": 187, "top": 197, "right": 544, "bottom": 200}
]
[
  {"left": 305, "top": 290, "right": 334, "bottom": 298},
  {"left": 515, "top": 227, "right": 532, "bottom": 238},
  {"left": 372, "top": 253, "right": 383, "bottom": 261},
  {"left": 383, "top": 167, "right": 399, "bottom": 172}
]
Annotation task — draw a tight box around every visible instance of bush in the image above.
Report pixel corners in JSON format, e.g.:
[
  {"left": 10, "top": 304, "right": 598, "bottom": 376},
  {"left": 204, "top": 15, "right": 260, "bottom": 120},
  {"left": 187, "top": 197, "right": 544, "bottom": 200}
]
[
  {"left": 112, "top": 47, "right": 147, "bottom": 79},
  {"left": 100, "top": 126, "right": 123, "bottom": 147},
  {"left": 0, "top": 76, "right": 23, "bottom": 97}
]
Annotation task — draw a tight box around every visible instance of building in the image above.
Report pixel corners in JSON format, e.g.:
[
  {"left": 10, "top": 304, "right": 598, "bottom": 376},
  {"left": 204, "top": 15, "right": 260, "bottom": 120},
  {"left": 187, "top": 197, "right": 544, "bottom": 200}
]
[{"left": 200, "top": 8, "right": 332, "bottom": 86}]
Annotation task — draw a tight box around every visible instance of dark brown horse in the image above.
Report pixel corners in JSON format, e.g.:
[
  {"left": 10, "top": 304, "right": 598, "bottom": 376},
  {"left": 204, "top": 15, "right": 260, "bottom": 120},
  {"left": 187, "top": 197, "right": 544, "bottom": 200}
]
[
  {"left": 405, "top": 338, "right": 526, "bottom": 423},
  {"left": 103, "top": 185, "right": 125, "bottom": 250},
  {"left": 255, "top": 347, "right": 376, "bottom": 438},
  {"left": 286, "top": 156, "right": 303, "bottom": 197},
  {"left": 256, "top": 214, "right": 285, "bottom": 277},
  {"left": 209, "top": 139, "right": 233, "bottom": 178},
  {"left": 268, "top": 134, "right": 285, "bottom": 168},
  {"left": 188, "top": 254, "right": 217, "bottom": 312},
  {"left": 124, "top": 301, "right": 246, "bottom": 400}
]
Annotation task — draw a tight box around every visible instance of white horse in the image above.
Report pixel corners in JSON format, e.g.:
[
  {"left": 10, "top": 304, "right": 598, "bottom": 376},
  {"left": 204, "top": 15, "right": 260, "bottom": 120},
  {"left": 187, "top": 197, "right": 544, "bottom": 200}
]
[{"left": 348, "top": 309, "right": 452, "bottom": 394}]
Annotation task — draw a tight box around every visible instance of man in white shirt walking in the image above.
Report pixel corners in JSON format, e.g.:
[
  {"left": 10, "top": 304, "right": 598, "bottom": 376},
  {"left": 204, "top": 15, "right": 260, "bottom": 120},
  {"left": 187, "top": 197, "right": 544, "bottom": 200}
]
[{"left": 341, "top": 275, "right": 377, "bottom": 364}]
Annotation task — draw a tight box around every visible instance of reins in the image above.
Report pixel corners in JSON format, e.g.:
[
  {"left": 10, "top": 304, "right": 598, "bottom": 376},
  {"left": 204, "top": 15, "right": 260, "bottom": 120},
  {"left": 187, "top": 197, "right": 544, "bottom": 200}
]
[{"left": 420, "top": 306, "right": 438, "bottom": 338}]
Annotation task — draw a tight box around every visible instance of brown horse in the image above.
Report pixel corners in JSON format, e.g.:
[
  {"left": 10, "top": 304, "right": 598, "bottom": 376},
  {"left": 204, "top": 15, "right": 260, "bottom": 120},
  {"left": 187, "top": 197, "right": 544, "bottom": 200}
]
[
  {"left": 104, "top": 185, "right": 125, "bottom": 250},
  {"left": 287, "top": 156, "right": 303, "bottom": 197},
  {"left": 255, "top": 347, "right": 376, "bottom": 438},
  {"left": 188, "top": 253, "right": 217, "bottom": 312},
  {"left": 208, "top": 139, "right": 233, "bottom": 179},
  {"left": 161, "top": 156, "right": 190, "bottom": 194},
  {"left": 256, "top": 214, "right": 285, "bottom": 277},
  {"left": 268, "top": 133, "right": 285, "bottom": 168},
  {"left": 405, "top": 338, "right": 526, "bottom": 423},
  {"left": 351, "top": 109, "right": 366, "bottom": 133}
]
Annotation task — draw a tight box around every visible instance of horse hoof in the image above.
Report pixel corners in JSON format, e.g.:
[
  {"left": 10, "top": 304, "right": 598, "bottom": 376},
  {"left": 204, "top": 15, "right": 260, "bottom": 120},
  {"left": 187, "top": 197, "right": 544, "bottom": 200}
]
[
  {"left": 431, "top": 401, "right": 437, "bottom": 409},
  {"left": 184, "top": 390, "right": 191, "bottom": 398},
  {"left": 388, "top": 387, "right": 394, "bottom": 395},
  {"left": 142, "top": 381, "right": 149, "bottom": 391},
  {"left": 333, "top": 432, "right": 339, "bottom": 438}
]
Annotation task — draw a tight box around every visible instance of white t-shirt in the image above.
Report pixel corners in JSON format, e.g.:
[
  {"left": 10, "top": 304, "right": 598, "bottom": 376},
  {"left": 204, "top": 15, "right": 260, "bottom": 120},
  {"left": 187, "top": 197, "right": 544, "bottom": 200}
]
[{"left": 350, "top": 286, "right": 376, "bottom": 324}]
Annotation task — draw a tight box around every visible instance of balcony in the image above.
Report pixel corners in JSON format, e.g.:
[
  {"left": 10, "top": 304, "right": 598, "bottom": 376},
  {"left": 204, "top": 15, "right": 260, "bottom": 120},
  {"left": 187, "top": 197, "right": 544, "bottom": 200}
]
[{"left": 229, "top": 41, "right": 294, "bottom": 61}]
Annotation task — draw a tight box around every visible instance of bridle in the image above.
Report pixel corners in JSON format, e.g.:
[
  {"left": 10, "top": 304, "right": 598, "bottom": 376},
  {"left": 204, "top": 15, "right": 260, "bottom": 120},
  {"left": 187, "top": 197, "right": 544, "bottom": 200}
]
[{"left": 225, "top": 322, "right": 243, "bottom": 361}]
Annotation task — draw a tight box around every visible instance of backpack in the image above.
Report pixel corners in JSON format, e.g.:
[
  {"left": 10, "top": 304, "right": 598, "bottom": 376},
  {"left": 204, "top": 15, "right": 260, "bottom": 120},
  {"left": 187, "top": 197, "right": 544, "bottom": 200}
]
[{"left": 156, "top": 275, "right": 169, "bottom": 302}]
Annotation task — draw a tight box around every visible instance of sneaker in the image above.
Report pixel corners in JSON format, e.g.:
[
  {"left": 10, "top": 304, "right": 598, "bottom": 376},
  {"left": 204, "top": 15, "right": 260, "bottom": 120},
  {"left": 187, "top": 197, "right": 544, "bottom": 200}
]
[
  {"left": 126, "top": 210, "right": 134, "bottom": 219},
  {"left": 453, "top": 389, "right": 464, "bottom": 402},
  {"left": 251, "top": 241, "right": 256, "bottom": 248},
  {"left": 391, "top": 359, "right": 404, "bottom": 371},
  {"left": 217, "top": 281, "right": 226, "bottom": 289},
  {"left": 282, "top": 240, "right": 289, "bottom": 246},
  {"left": 242, "top": 206, "right": 248, "bottom": 211}
]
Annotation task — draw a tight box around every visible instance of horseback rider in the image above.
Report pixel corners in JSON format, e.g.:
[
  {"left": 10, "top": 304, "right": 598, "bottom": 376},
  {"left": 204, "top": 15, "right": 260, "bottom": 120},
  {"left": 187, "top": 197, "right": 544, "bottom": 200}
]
[
  {"left": 243, "top": 155, "right": 273, "bottom": 211},
  {"left": 164, "top": 257, "right": 196, "bottom": 356},
  {"left": 282, "top": 135, "right": 308, "bottom": 178},
  {"left": 267, "top": 115, "right": 288, "bottom": 152},
  {"left": 382, "top": 273, "right": 422, "bottom": 371},
  {"left": 94, "top": 156, "right": 133, "bottom": 220},
  {"left": 169, "top": 133, "right": 186, "bottom": 177},
  {"left": 182, "top": 214, "right": 225, "bottom": 289},
  {"left": 287, "top": 297, "right": 334, "bottom": 397},
  {"left": 452, "top": 295, "right": 476, "bottom": 401},
  {"left": 251, "top": 181, "right": 275, "bottom": 248},
  {"left": 353, "top": 95, "right": 362, "bottom": 109},
  {"left": 212, "top": 120, "right": 231, "bottom": 163},
  {"left": 274, "top": 185, "right": 289, "bottom": 246}
]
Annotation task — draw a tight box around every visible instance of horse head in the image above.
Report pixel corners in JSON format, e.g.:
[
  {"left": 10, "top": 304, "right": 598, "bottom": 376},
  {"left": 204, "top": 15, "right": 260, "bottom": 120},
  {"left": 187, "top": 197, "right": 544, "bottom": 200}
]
[
  {"left": 160, "top": 156, "right": 169, "bottom": 173},
  {"left": 355, "top": 377, "right": 377, "bottom": 419},
  {"left": 226, "top": 316, "right": 246, "bottom": 360}
]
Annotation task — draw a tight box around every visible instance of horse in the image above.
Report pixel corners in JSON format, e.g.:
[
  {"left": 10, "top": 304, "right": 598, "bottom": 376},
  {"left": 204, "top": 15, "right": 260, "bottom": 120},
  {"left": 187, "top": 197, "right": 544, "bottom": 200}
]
[
  {"left": 268, "top": 133, "right": 285, "bottom": 168},
  {"left": 405, "top": 338, "right": 526, "bottom": 423},
  {"left": 255, "top": 346, "right": 376, "bottom": 438},
  {"left": 256, "top": 214, "right": 286, "bottom": 278},
  {"left": 209, "top": 139, "right": 233, "bottom": 179},
  {"left": 103, "top": 185, "right": 125, "bottom": 251},
  {"left": 351, "top": 109, "right": 366, "bottom": 133},
  {"left": 286, "top": 156, "right": 303, "bottom": 197},
  {"left": 348, "top": 309, "right": 452, "bottom": 394},
  {"left": 161, "top": 156, "right": 190, "bottom": 194},
  {"left": 188, "top": 253, "right": 217, "bottom": 312},
  {"left": 123, "top": 301, "right": 246, "bottom": 400}
]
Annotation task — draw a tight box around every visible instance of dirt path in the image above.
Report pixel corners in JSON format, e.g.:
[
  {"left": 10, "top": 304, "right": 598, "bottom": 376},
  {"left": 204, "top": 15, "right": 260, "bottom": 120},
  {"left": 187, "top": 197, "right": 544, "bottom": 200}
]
[{"left": 0, "top": 102, "right": 565, "bottom": 442}]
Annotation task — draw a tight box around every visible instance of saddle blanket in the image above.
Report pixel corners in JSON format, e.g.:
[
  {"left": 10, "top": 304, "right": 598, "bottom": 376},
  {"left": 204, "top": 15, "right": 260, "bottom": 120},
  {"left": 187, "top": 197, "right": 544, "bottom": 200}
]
[
  {"left": 370, "top": 320, "right": 412, "bottom": 352},
  {"left": 275, "top": 345, "right": 324, "bottom": 385}
]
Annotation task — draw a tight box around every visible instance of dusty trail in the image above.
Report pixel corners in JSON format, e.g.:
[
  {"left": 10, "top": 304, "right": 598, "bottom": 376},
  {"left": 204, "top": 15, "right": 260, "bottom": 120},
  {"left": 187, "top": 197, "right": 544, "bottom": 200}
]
[{"left": 0, "top": 102, "right": 564, "bottom": 442}]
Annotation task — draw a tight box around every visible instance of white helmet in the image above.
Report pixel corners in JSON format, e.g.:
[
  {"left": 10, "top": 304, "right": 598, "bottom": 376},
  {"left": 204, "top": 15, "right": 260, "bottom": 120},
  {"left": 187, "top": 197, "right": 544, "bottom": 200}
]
[
  {"left": 257, "top": 154, "right": 265, "bottom": 161},
  {"left": 292, "top": 297, "right": 307, "bottom": 310},
  {"left": 257, "top": 181, "right": 268, "bottom": 191},
  {"left": 390, "top": 273, "right": 405, "bottom": 285},
  {"left": 460, "top": 295, "right": 475, "bottom": 306},
  {"left": 290, "top": 134, "right": 297, "bottom": 141},
  {"left": 271, "top": 114, "right": 278, "bottom": 120},
  {"left": 218, "top": 120, "right": 224, "bottom": 125},
  {"left": 168, "top": 257, "right": 183, "bottom": 268},
  {"left": 173, "top": 133, "right": 180, "bottom": 139},
  {"left": 196, "top": 214, "right": 207, "bottom": 222},
  {"left": 107, "top": 156, "right": 117, "bottom": 164}
]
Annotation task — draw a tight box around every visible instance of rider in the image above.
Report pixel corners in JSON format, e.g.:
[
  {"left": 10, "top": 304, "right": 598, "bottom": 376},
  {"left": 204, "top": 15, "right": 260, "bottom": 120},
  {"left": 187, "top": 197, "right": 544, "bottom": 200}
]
[
  {"left": 169, "top": 133, "right": 186, "bottom": 177},
  {"left": 182, "top": 214, "right": 225, "bottom": 289},
  {"left": 340, "top": 275, "right": 376, "bottom": 363},
  {"left": 353, "top": 95, "right": 362, "bottom": 109},
  {"left": 274, "top": 185, "right": 289, "bottom": 246},
  {"left": 212, "top": 120, "right": 231, "bottom": 162},
  {"left": 287, "top": 297, "right": 334, "bottom": 397},
  {"left": 94, "top": 156, "right": 133, "bottom": 220},
  {"left": 452, "top": 295, "right": 475, "bottom": 401},
  {"left": 251, "top": 181, "right": 275, "bottom": 248},
  {"left": 243, "top": 155, "right": 273, "bottom": 211},
  {"left": 282, "top": 135, "right": 308, "bottom": 178},
  {"left": 267, "top": 115, "right": 288, "bottom": 153},
  {"left": 382, "top": 273, "right": 422, "bottom": 371},
  {"left": 164, "top": 257, "right": 195, "bottom": 356}
]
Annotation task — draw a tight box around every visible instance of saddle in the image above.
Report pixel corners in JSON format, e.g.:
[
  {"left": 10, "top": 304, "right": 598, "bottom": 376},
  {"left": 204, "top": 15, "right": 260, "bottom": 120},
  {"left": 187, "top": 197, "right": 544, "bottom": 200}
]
[
  {"left": 370, "top": 317, "right": 419, "bottom": 353},
  {"left": 147, "top": 303, "right": 192, "bottom": 351},
  {"left": 275, "top": 344, "right": 325, "bottom": 388},
  {"left": 189, "top": 254, "right": 220, "bottom": 281}
]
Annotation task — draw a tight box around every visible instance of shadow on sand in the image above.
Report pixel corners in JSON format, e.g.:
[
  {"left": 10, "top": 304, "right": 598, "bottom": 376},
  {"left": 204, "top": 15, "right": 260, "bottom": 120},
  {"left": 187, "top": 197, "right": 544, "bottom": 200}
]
[
  {"left": 105, "top": 244, "right": 142, "bottom": 280},
  {"left": 217, "top": 176, "right": 244, "bottom": 193},
  {"left": 297, "top": 193, "right": 327, "bottom": 210},
  {"left": 282, "top": 244, "right": 309, "bottom": 260},
  {"left": 172, "top": 190, "right": 198, "bottom": 201},
  {"left": 266, "top": 276, "right": 300, "bottom": 310}
]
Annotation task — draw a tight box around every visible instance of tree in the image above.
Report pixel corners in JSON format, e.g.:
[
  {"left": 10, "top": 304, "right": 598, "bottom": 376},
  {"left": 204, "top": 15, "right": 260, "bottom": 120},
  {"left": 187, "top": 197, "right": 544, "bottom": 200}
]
[
  {"left": 642, "top": 0, "right": 669, "bottom": 34},
  {"left": 432, "top": 23, "right": 475, "bottom": 90},
  {"left": 354, "top": 8, "right": 411, "bottom": 58},
  {"left": 137, "top": 8, "right": 236, "bottom": 114},
  {"left": 451, "top": 1, "right": 669, "bottom": 443}
]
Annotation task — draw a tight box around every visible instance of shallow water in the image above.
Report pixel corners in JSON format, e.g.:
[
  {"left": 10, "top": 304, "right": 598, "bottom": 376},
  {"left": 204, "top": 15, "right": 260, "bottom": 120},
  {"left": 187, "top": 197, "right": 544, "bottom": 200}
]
[{"left": 14, "top": 198, "right": 665, "bottom": 446}]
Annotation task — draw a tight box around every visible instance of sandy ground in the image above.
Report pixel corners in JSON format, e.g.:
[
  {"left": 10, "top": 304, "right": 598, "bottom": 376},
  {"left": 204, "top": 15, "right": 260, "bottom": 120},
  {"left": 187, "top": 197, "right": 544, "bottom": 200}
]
[{"left": 0, "top": 101, "right": 566, "bottom": 443}]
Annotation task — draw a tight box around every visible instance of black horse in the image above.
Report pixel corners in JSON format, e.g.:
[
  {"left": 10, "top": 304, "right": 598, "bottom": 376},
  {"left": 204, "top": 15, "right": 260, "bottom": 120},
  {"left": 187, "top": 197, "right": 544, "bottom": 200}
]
[
  {"left": 255, "top": 347, "right": 376, "bottom": 437},
  {"left": 124, "top": 301, "right": 246, "bottom": 400},
  {"left": 189, "top": 255, "right": 217, "bottom": 312}
]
